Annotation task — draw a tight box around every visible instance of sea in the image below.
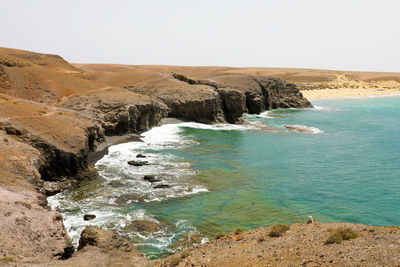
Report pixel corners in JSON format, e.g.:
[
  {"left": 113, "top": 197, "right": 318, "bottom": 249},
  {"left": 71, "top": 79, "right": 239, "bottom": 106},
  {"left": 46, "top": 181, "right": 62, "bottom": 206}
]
[{"left": 48, "top": 96, "right": 400, "bottom": 259}]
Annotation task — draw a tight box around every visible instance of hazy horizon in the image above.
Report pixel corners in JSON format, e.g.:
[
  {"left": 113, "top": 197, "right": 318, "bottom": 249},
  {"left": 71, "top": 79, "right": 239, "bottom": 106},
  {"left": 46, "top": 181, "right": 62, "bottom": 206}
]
[{"left": 1, "top": 0, "right": 399, "bottom": 72}]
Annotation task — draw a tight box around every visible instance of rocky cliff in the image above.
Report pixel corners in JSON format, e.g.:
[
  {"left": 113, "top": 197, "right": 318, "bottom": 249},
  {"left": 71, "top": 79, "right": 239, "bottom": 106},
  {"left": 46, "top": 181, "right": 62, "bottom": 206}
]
[{"left": 169, "top": 73, "right": 312, "bottom": 123}]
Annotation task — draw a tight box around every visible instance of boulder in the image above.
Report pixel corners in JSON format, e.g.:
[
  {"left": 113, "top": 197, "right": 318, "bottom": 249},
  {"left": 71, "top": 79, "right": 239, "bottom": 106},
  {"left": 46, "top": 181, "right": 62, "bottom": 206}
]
[
  {"left": 153, "top": 184, "right": 171, "bottom": 189},
  {"left": 136, "top": 153, "right": 146, "bottom": 158},
  {"left": 143, "top": 175, "right": 161, "bottom": 183},
  {"left": 84, "top": 214, "right": 96, "bottom": 221},
  {"left": 127, "top": 160, "right": 148, "bottom": 166}
]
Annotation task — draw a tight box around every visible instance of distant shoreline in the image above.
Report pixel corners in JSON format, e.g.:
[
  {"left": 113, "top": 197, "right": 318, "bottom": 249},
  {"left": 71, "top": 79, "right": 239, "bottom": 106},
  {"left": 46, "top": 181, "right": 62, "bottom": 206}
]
[{"left": 301, "top": 88, "right": 400, "bottom": 100}]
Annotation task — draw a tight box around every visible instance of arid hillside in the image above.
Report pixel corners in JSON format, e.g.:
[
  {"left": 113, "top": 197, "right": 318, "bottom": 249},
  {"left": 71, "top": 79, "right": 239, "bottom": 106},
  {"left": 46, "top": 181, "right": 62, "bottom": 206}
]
[{"left": 75, "top": 63, "right": 400, "bottom": 89}]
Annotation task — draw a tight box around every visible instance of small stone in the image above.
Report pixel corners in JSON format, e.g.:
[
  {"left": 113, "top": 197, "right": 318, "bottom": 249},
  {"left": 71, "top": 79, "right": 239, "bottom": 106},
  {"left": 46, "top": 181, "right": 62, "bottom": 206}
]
[
  {"left": 127, "top": 160, "right": 148, "bottom": 166},
  {"left": 143, "top": 175, "right": 161, "bottom": 183},
  {"left": 84, "top": 214, "right": 96, "bottom": 221},
  {"left": 153, "top": 184, "right": 171, "bottom": 189}
]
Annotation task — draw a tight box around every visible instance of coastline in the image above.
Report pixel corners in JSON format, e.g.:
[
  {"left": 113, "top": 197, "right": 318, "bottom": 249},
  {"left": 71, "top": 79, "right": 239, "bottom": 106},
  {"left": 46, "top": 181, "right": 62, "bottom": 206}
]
[
  {"left": 87, "top": 134, "right": 142, "bottom": 166},
  {"left": 301, "top": 88, "right": 400, "bottom": 100},
  {"left": 87, "top": 118, "right": 188, "bottom": 165}
]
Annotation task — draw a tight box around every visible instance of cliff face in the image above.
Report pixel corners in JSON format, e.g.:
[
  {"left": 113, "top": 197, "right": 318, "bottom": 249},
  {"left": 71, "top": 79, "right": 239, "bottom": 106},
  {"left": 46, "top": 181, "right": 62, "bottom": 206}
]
[
  {"left": 58, "top": 88, "right": 169, "bottom": 136},
  {"left": 170, "top": 73, "right": 312, "bottom": 123}
]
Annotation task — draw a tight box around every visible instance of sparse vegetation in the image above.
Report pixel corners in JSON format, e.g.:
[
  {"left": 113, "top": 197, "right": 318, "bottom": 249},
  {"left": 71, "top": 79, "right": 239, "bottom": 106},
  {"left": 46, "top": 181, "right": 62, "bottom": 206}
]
[
  {"left": 215, "top": 232, "right": 225, "bottom": 239},
  {"left": 180, "top": 249, "right": 190, "bottom": 259},
  {"left": 325, "top": 227, "right": 358, "bottom": 244},
  {"left": 0, "top": 257, "right": 14, "bottom": 262},
  {"left": 268, "top": 223, "right": 290, "bottom": 237},
  {"left": 169, "top": 255, "right": 181, "bottom": 267},
  {"left": 234, "top": 227, "right": 244, "bottom": 235}
]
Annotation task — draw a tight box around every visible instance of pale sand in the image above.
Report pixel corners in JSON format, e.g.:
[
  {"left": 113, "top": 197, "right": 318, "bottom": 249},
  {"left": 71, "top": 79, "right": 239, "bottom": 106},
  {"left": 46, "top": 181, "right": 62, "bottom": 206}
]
[{"left": 301, "top": 88, "right": 400, "bottom": 100}]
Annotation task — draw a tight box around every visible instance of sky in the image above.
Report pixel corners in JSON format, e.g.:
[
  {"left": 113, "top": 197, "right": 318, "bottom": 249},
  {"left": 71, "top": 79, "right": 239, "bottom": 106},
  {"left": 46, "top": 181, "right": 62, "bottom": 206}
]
[{"left": 1, "top": 0, "right": 399, "bottom": 72}]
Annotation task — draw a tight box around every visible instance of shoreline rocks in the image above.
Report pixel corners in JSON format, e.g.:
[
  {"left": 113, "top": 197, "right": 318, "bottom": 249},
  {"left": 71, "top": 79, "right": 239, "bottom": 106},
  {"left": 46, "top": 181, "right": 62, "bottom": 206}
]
[
  {"left": 143, "top": 175, "right": 161, "bottom": 183},
  {"left": 128, "top": 160, "right": 148, "bottom": 166},
  {"left": 84, "top": 214, "right": 96, "bottom": 221}
]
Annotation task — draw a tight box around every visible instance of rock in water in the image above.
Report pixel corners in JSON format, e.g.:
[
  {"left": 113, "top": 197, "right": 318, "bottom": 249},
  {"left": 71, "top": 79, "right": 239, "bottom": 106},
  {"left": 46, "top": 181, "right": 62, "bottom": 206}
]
[
  {"left": 128, "top": 160, "right": 148, "bottom": 166},
  {"left": 136, "top": 153, "right": 146, "bottom": 158},
  {"left": 84, "top": 214, "right": 96, "bottom": 221},
  {"left": 153, "top": 184, "right": 171, "bottom": 189},
  {"left": 307, "top": 216, "right": 313, "bottom": 224},
  {"left": 143, "top": 175, "right": 161, "bottom": 183}
]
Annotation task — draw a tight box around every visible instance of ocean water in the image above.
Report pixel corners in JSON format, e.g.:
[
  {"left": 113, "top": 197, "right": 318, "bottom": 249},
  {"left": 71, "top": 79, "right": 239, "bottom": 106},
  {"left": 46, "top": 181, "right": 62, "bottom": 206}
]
[{"left": 49, "top": 96, "right": 400, "bottom": 258}]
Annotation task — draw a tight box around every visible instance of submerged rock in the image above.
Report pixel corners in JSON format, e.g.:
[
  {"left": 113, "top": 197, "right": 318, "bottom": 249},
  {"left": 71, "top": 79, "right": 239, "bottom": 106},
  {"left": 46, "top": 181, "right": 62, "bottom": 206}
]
[
  {"left": 153, "top": 184, "right": 171, "bottom": 189},
  {"left": 108, "top": 180, "right": 124, "bottom": 187},
  {"left": 143, "top": 175, "right": 161, "bottom": 183},
  {"left": 136, "top": 153, "right": 147, "bottom": 158},
  {"left": 124, "top": 219, "right": 162, "bottom": 234},
  {"left": 84, "top": 214, "right": 96, "bottom": 221},
  {"left": 284, "top": 125, "right": 323, "bottom": 134},
  {"left": 171, "top": 232, "right": 203, "bottom": 250},
  {"left": 127, "top": 160, "right": 148, "bottom": 166}
]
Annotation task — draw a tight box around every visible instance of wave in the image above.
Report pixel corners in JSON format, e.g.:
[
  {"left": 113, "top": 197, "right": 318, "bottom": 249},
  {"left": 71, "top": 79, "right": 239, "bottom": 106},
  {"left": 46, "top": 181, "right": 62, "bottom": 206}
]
[
  {"left": 47, "top": 195, "right": 195, "bottom": 254},
  {"left": 245, "top": 110, "right": 274, "bottom": 119},
  {"left": 312, "top": 105, "right": 341, "bottom": 111},
  {"left": 284, "top": 124, "right": 324, "bottom": 134}
]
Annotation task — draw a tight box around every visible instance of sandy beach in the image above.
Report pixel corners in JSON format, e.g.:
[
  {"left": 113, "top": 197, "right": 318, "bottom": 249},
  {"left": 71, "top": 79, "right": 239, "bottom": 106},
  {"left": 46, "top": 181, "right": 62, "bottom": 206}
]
[{"left": 301, "top": 88, "right": 400, "bottom": 100}]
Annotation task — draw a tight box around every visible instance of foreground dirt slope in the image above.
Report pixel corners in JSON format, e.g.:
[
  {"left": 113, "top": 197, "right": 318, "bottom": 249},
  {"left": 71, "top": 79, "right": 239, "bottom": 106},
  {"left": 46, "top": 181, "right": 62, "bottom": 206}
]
[{"left": 152, "top": 222, "right": 400, "bottom": 267}]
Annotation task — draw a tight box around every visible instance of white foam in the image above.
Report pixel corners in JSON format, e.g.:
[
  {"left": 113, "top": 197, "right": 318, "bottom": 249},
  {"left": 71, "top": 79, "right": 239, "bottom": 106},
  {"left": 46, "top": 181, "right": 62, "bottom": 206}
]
[
  {"left": 285, "top": 124, "right": 324, "bottom": 134},
  {"left": 312, "top": 105, "right": 340, "bottom": 111}
]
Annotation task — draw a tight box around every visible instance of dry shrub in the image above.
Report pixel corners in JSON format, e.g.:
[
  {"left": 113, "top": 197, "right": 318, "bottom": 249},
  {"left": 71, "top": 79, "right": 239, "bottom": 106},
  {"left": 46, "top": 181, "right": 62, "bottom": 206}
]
[
  {"left": 325, "top": 227, "right": 358, "bottom": 244},
  {"left": 268, "top": 224, "right": 290, "bottom": 237},
  {"left": 215, "top": 232, "right": 225, "bottom": 239},
  {"left": 234, "top": 227, "right": 244, "bottom": 235}
]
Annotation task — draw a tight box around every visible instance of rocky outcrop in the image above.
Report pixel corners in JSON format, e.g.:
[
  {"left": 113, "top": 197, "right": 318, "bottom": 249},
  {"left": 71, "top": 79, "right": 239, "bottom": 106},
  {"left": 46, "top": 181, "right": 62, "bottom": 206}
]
[
  {"left": 217, "top": 88, "right": 246, "bottom": 123},
  {"left": 75, "top": 227, "right": 147, "bottom": 266},
  {"left": 59, "top": 88, "right": 169, "bottom": 136},
  {"left": 170, "top": 73, "right": 312, "bottom": 123},
  {"left": 245, "top": 91, "right": 265, "bottom": 114},
  {"left": 252, "top": 77, "right": 312, "bottom": 109},
  {"left": 159, "top": 92, "right": 224, "bottom": 123}
]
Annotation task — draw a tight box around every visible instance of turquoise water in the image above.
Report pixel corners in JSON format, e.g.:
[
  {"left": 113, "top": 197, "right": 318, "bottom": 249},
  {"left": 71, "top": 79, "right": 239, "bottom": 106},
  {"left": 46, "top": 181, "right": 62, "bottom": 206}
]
[{"left": 49, "top": 96, "right": 400, "bottom": 258}]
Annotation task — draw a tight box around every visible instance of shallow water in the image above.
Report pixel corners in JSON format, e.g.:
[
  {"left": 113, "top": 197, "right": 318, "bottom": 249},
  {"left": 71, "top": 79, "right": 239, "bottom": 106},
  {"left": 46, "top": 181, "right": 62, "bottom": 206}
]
[{"left": 49, "top": 96, "right": 400, "bottom": 258}]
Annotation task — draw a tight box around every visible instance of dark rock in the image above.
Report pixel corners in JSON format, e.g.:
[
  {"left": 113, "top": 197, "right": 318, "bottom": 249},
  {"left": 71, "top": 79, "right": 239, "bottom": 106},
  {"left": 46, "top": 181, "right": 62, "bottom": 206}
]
[
  {"left": 143, "top": 175, "right": 161, "bottom": 183},
  {"left": 42, "top": 181, "right": 63, "bottom": 196},
  {"left": 78, "top": 227, "right": 142, "bottom": 256},
  {"left": 136, "top": 153, "right": 146, "bottom": 158},
  {"left": 108, "top": 180, "right": 124, "bottom": 187},
  {"left": 153, "top": 184, "right": 171, "bottom": 189},
  {"left": 124, "top": 219, "right": 162, "bottom": 234},
  {"left": 84, "top": 214, "right": 96, "bottom": 221},
  {"left": 127, "top": 160, "right": 148, "bottom": 166},
  {"left": 252, "top": 77, "right": 313, "bottom": 109},
  {"left": 217, "top": 88, "right": 246, "bottom": 123},
  {"left": 115, "top": 193, "right": 143, "bottom": 204},
  {"left": 246, "top": 91, "right": 265, "bottom": 114}
]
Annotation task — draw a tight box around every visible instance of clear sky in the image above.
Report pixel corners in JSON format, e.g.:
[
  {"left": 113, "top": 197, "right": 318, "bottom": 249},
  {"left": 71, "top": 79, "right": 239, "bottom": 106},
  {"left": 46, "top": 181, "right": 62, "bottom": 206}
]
[{"left": 1, "top": 0, "right": 399, "bottom": 72}]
